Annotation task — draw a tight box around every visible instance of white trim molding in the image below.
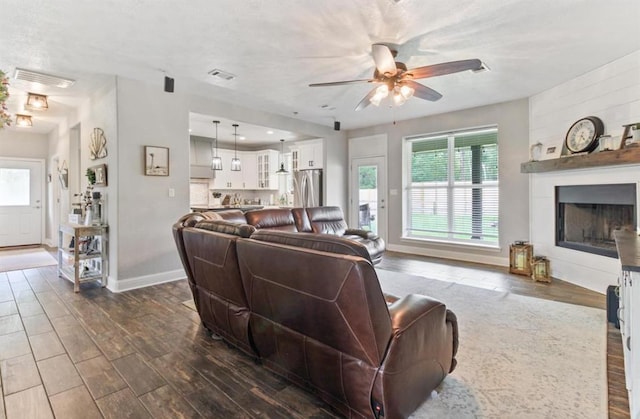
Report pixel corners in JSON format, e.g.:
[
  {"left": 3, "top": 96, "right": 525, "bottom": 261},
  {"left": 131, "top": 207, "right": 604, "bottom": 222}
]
[
  {"left": 107, "top": 268, "right": 186, "bottom": 293},
  {"left": 388, "top": 243, "right": 508, "bottom": 267}
]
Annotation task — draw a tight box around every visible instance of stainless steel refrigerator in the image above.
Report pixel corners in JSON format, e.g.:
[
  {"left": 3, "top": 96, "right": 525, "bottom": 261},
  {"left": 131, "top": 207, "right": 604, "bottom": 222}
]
[{"left": 293, "top": 169, "right": 323, "bottom": 207}]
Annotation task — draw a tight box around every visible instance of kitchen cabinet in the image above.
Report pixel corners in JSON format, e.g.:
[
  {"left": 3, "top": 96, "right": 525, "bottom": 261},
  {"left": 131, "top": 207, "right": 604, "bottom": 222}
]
[
  {"left": 213, "top": 149, "right": 278, "bottom": 190},
  {"left": 242, "top": 152, "right": 258, "bottom": 190},
  {"left": 257, "top": 150, "right": 279, "bottom": 190},
  {"left": 190, "top": 139, "right": 214, "bottom": 178},
  {"left": 292, "top": 139, "right": 323, "bottom": 170},
  {"left": 215, "top": 149, "right": 241, "bottom": 189}
]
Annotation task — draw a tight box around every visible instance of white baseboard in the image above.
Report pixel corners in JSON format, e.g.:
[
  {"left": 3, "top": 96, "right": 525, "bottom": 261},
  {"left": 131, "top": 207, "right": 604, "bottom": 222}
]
[
  {"left": 387, "top": 243, "right": 509, "bottom": 267},
  {"left": 107, "top": 268, "right": 186, "bottom": 293}
]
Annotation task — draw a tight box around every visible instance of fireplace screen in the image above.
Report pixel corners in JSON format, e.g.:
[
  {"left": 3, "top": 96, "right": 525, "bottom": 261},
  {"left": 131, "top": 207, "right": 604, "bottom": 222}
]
[{"left": 556, "top": 184, "right": 636, "bottom": 258}]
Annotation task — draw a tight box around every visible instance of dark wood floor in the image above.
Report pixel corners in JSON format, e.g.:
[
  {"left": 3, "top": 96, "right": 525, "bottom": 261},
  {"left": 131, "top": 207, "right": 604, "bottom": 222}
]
[{"left": 0, "top": 249, "right": 628, "bottom": 418}]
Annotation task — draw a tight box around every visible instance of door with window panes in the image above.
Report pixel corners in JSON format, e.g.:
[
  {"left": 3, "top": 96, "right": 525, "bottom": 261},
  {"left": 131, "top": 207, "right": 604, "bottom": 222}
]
[{"left": 0, "top": 159, "right": 43, "bottom": 246}]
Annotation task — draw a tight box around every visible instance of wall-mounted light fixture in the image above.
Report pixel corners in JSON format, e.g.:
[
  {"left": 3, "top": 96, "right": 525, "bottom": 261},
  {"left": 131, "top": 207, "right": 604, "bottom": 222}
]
[
  {"left": 25, "top": 92, "right": 48, "bottom": 111},
  {"left": 230, "top": 123, "right": 242, "bottom": 171},
  {"left": 15, "top": 114, "right": 33, "bottom": 127},
  {"left": 211, "top": 120, "right": 222, "bottom": 171}
]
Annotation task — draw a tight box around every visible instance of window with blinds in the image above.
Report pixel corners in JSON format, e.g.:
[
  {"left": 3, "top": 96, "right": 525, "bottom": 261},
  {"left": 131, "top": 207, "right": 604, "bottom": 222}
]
[{"left": 405, "top": 127, "right": 499, "bottom": 246}]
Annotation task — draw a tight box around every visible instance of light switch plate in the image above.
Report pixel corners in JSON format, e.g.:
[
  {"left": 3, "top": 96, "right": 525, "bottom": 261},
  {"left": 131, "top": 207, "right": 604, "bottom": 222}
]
[
  {"left": 390, "top": 189, "right": 398, "bottom": 196},
  {"left": 168, "top": 188, "right": 175, "bottom": 197}
]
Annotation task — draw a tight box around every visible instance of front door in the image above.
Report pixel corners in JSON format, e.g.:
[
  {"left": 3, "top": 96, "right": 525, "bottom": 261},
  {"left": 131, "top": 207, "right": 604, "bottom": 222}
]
[
  {"left": 0, "top": 158, "right": 44, "bottom": 247},
  {"left": 350, "top": 157, "right": 387, "bottom": 241}
]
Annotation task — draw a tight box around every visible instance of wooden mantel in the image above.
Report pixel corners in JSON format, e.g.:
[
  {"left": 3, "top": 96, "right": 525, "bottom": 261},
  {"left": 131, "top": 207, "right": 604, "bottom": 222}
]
[{"left": 521, "top": 146, "right": 640, "bottom": 173}]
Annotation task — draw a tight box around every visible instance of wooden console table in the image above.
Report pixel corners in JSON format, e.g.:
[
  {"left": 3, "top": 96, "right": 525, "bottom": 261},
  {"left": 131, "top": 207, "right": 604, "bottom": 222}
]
[
  {"left": 57, "top": 223, "right": 108, "bottom": 292},
  {"left": 521, "top": 146, "right": 640, "bottom": 173}
]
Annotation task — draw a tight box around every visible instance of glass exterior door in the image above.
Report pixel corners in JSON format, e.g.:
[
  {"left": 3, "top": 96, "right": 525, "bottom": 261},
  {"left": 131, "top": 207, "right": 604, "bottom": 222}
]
[{"left": 350, "top": 157, "right": 386, "bottom": 239}]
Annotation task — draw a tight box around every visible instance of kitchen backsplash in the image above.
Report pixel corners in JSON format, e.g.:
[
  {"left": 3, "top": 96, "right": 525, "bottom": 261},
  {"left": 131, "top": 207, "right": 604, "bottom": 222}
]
[{"left": 189, "top": 179, "right": 281, "bottom": 207}]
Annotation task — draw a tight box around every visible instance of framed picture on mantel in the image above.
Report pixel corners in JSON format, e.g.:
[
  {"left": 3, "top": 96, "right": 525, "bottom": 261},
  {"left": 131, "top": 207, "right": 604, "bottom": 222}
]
[{"left": 144, "top": 146, "right": 169, "bottom": 176}]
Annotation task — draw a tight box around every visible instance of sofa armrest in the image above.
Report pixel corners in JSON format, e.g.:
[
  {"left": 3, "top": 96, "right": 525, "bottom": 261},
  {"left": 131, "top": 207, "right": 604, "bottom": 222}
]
[
  {"left": 389, "top": 294, "right": 458, "bottom": 374},
  {"left": 344, "top": 228, "right": 378, "bottom": 240},
  {"left": 372, "top": 294, "right": 458, "bottom": 418}
]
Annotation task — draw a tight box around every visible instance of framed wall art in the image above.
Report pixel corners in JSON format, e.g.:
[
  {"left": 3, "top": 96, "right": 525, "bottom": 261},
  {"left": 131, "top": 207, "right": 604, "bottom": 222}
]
[
  {"left": 144, "top": 146, "right": 169, "bottom": 176},
  {"left": 91, "top": 164, "right": 108, "bottom": 186}
]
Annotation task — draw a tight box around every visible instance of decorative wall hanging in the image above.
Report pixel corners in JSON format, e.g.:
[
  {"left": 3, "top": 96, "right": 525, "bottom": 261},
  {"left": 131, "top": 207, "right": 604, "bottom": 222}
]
[
  {"left": 0, "top": 70, "right": 12, "bottom": 128},
  {"left": 58, "top": 160, "right": 69, "bottom": 190},
  {"left": 144, "top": 146, "right": 169, "bottom": 176},
  {"left": 90, "top": 164, "right": 108, "bottom": 186},
  {"left": 90, "top": 127, "right": 108, "bottom": 160}
]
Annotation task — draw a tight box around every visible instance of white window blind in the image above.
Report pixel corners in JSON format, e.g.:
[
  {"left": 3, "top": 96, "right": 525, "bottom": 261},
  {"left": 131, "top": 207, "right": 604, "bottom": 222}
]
[{"left": 405, "top": 127, "right": 499, "bottom": 246}]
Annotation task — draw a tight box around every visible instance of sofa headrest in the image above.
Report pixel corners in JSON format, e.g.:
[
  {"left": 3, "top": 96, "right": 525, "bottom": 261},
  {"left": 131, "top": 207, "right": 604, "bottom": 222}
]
[
  {"left": 244, "top": 208, "right": 298, "bottom": 232},
  {"left": 175, "top": 212, "right": 208, "bottom": 228},
  {"left": 305, "top": 206, "right": 348, "bottom": 236},
  {"left": 205, "top": 209, "right": 247, "bottom": 224},
  {"left": 249, "top": 230, "right": 371, "bottom": 262},
  {"left": 194, "top": 220, "right": 256, "bottom": 238}
]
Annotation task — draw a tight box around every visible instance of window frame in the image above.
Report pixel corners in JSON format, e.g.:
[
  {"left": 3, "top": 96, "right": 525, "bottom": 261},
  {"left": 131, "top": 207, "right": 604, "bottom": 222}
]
[{"left": 402, "top": 126, "right": 499, "bottom": 248}]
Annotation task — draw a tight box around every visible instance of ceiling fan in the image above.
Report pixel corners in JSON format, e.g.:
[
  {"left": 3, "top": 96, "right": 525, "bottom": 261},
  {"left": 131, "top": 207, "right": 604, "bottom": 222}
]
[{"left": 309, "top": 44, "right": 485, "bottom": 111}]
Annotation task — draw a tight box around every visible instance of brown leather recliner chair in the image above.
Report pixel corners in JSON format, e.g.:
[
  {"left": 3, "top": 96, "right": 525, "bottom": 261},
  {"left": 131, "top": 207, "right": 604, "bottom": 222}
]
[
  {"left": 175, "top": 218, "right": 257, "bottom": 356},
  {"left": 237, "top": 231, "right": 458, "bottom": 419}
]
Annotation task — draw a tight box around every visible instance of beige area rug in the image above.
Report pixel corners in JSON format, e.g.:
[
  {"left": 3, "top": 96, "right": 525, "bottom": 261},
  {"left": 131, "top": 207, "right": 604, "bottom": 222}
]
[
  {"left": 181, "top": 269, "right": 607, "bottom": 418},
  {"left": 0, "top": 248, "right": 58, "bottom": 272},
  {"left": 375, "top": 269, "right": 607, "bottom": 419}
]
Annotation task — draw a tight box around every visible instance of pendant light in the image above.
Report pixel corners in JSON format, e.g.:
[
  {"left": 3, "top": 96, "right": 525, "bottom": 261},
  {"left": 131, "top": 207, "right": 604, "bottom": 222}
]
[
  {"left": 276, "top": 139, "right": 289, "bottom": 174},
  {"left": 210, "top": 120, "right": 222, "bottom": 170},
  {"left": 230, "top": 123, "right": 241, "bottom": 171}
]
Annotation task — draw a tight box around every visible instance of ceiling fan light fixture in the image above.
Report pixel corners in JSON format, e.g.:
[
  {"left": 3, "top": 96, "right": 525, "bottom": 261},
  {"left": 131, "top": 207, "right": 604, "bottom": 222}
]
[
  {"left": 370, "top": 84, "right": 390, "bottom": 107},
  {"left": 399, "top": 85, "right": 415, "bottom": 99}
]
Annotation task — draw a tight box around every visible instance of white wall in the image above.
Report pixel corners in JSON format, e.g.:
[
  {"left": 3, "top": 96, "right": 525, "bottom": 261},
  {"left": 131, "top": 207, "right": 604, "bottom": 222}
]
[
  {"left": 113, "top": 77, "right": 190, "bottom": 290},
  {"left": 347, "top": 98, "right": 530, "bottom": 266},
  {"left": 107, "top": 76, "right": 347, "bottom": 291},
  {"left": 0, "top": 130, "right": 49, "bottom": 158},
  {"left": 529, "top": 49, "right": 640, "bottom": 293}
]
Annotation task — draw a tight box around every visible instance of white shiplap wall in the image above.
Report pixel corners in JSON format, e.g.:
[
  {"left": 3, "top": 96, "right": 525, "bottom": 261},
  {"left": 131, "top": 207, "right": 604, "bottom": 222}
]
[{"left": 528, "top": 49, "right": 640, "bottom": 293}]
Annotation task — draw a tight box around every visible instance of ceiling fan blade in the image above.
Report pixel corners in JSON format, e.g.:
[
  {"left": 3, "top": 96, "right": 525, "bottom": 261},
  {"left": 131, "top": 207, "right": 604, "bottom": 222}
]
[
  {"left": 309, "top": 79, "right": 375, "bottom": 87},
  {"left": 355, "top": 87, "right": 379, "bottom": 111},
  {"left": 372, "top": 44, "right": 397, "bottom": 77},
  {"left": 403, "top": 80, "right": 443, "bottom": 101},
  {"left": 404, "top": 59, "right": 483, "bottom": 80}
]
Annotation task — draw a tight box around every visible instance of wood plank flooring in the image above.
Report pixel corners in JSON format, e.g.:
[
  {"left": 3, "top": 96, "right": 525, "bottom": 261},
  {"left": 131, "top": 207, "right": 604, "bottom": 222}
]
[{"left": 0, "top": 249, "right": 627, "bottom": 418}]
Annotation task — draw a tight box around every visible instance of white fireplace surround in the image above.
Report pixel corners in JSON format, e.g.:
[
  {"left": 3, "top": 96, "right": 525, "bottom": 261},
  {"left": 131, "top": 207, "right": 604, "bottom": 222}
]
[{"left": 530, "top": 165, "right": 640, "bottom": 293}]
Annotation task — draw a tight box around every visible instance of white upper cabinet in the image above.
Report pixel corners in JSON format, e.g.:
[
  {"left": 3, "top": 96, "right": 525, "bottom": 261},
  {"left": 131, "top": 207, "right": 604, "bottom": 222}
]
[
  {"left": 211, "top": 149, "right": 278, "bottom": 190},
  {"left": 257, "top": 150, "right": 279, "bottom": 190},
  {"left": 291, "top": 139, "right": 323, "bottom": 170}
]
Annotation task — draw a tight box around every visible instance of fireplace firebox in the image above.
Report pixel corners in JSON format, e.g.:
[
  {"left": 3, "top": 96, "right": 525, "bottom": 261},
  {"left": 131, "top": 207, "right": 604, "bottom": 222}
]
[{"left": 556, "top": 184, "right": 636, "bottom": 258}]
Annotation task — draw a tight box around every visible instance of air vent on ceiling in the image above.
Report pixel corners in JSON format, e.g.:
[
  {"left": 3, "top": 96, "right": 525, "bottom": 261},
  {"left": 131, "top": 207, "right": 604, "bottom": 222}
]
[
  {"left": 14, "top": 68, "right": 75, "bottom": 88},
  {"left": 208, "top": 69, "right": 236, "bottom": 81}
]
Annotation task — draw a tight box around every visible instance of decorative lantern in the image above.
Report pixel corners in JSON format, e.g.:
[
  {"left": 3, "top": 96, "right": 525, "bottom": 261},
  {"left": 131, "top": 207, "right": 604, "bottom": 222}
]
[
  {"left": 531, "top": 256, "right": 551, "bottom": 283},
  {"left": 509, "top": 241, "right": 533, "bottom": 276}
]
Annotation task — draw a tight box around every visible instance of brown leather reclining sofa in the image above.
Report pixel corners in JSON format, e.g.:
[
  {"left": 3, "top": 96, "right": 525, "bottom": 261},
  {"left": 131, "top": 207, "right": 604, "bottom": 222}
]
[
  {"left": 173, "top": 212, "right": 458, "bottom": 419},
  {"left": 207, "top": 206, "right": 385, "bottom": 265}
]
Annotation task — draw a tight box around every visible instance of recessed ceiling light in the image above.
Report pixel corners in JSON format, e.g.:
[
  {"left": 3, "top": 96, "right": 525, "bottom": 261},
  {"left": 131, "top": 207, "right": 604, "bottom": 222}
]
[
  {"left": 239, "top": 136, "right": 246, "bottom": 140},
  {"left": 267, "top": 130, "right": 274, "bottom": 135},
  {"left": 188, "top": 129, "right": 192, "bottom": 133}
]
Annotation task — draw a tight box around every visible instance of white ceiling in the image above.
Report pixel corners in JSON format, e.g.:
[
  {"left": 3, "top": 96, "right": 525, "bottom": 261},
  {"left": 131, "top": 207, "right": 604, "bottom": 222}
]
[
  {"left": 189, "top": 113, "right": 314, "bottom": 146},
  {"left": 1, "top": 0, "right": 639, "bottom": 135}
]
